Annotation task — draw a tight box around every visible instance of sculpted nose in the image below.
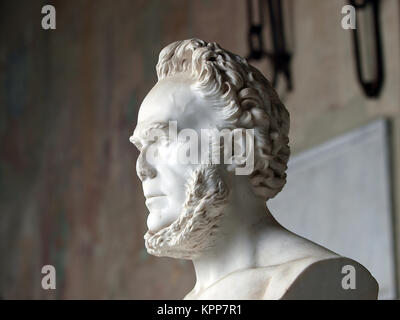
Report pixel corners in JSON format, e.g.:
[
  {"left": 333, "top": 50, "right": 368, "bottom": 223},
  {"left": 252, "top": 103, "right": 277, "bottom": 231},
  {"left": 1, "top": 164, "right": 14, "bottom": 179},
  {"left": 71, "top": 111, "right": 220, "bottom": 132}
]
[{"left": 136, "top": 150, "right": 157, "bottom": 181}]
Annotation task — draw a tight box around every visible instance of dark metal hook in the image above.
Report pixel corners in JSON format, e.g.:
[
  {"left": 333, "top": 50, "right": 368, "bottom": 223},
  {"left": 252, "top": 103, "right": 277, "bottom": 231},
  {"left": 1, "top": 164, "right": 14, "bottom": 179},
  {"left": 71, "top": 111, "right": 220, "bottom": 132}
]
[
  {"left": 349, "top": 0, "right": 384, "bottom": 98},
  {"left": 246, "top": 0, "right": 293, "bottom": 91}
]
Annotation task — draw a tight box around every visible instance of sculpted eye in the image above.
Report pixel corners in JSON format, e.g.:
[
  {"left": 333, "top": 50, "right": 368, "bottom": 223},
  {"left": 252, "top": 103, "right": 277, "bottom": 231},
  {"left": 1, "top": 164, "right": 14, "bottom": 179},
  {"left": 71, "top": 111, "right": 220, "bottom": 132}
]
[
  {"left": 159, "top": 135, "right": 171, "bottom": 145},
  {"left": 149, "top": 135, "right": 170, "bottom": 147}
]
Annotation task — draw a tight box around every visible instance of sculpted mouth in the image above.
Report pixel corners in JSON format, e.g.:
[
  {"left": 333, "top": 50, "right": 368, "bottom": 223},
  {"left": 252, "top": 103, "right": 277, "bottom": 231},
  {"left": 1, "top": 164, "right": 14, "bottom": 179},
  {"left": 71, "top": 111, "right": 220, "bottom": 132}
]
[
  {"left": 145, "top": 194, "right": 166, "bottom": 200},
  {"left": 145, "top": 195, "right": 167, "bottom": 209}
]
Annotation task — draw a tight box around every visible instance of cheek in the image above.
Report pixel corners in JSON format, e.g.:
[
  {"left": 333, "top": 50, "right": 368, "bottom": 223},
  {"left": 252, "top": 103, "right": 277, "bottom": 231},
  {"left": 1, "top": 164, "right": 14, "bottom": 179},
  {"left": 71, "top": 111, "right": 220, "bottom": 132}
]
[
  {"left": 157, "top": 150, "right": 195, "bottom": 197},
  {"left": 155, "top": 164, "right": 191, "bottom": 203},
  {"left": 148, "top": 164, "right": 191, "bottom": 230}
]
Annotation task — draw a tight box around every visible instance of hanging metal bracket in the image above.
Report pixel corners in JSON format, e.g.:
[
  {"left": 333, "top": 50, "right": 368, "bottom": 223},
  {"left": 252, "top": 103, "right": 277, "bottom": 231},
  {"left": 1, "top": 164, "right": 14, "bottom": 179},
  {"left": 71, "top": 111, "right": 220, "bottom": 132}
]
[
  {"left": 246, "top": 0, "right": 293, "bottom": 91},
  {"left": 350, "top": 0, "right": 384, "bottom": 98}
]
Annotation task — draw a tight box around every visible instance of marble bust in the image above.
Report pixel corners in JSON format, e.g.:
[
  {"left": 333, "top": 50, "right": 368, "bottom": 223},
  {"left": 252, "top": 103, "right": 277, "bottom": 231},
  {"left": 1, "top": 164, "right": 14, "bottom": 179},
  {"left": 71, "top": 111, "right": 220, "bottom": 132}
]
[{"left": 130, "top": 39, "right": 379, "bottom": 299}]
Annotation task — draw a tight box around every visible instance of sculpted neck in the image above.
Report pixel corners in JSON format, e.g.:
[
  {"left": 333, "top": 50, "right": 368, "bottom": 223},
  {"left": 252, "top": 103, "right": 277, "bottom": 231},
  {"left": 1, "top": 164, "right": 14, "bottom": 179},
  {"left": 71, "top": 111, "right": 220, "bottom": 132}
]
[{"left": 191, "top": 176, "right": 280, "bottom": 294}]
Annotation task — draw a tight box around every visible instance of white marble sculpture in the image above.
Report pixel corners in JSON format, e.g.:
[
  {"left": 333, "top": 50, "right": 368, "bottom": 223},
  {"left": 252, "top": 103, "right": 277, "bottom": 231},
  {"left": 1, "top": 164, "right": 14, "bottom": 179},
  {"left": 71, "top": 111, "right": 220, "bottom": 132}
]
[{"left": 130, "top": 39, "right": 379, "bottom": 299}]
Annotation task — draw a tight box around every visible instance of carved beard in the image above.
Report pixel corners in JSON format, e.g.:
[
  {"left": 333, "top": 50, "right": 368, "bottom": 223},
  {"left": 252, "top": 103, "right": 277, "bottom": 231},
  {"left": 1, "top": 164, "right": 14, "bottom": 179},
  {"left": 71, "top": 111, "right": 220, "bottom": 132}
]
[{"left": 144, "top": 165, "right": 230, "bottom": 260}]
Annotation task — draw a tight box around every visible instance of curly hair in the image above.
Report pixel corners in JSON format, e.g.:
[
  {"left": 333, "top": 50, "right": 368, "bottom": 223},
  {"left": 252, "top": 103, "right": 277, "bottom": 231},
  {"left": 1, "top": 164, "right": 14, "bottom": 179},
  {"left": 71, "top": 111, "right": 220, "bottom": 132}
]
[{"left": 156, "top": 39, "right": 290, "bottom": 200}]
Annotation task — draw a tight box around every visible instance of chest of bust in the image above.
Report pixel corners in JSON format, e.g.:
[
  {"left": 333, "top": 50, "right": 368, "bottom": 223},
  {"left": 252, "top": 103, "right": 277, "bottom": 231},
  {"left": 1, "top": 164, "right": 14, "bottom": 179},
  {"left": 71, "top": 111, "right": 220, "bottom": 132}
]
[{"left": 186, "top": 267, "right": 279, "bottom": 300}]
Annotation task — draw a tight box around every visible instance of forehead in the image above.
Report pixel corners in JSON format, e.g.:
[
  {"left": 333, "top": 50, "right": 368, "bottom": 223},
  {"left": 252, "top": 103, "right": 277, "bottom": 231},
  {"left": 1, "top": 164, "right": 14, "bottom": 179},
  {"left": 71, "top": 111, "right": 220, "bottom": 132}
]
[{"left": 136, "top": 75, "right": 221, "bottom": 134}]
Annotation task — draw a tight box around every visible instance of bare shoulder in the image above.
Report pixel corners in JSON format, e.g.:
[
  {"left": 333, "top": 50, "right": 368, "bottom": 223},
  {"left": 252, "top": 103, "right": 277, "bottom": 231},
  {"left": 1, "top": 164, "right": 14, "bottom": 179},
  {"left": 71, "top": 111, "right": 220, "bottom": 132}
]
[{"left": 265, "top": 256, "right": 379, "bottom": 300}]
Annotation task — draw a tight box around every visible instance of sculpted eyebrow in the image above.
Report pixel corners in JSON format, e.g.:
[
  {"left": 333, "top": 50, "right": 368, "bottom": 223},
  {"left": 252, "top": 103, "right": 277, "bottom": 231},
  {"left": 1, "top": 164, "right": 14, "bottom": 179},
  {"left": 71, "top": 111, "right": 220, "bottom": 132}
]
[{"left": 134, "top": 122, "right": 170, "bottom": 145}]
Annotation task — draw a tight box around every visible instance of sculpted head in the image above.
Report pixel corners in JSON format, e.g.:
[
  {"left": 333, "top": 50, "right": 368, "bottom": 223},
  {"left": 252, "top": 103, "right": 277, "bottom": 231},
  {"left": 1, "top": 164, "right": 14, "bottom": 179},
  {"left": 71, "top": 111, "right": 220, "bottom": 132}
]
[{"left": 130, "top": 39, "right": 290, "bottom": 259}]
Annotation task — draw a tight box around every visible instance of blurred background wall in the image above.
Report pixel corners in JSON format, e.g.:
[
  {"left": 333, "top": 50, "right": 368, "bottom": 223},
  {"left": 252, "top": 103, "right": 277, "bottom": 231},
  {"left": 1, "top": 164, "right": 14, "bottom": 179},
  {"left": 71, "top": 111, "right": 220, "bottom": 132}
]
[{"left": 0, "top": 0, "right": 399, "bottom": 299}]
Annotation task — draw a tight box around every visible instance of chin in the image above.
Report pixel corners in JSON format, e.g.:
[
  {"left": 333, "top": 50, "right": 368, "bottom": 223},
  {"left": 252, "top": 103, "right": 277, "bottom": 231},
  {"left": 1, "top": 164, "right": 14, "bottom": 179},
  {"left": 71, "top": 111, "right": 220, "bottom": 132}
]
[{"left": 147, "top": 212, "right": 176, "bottom": 235}]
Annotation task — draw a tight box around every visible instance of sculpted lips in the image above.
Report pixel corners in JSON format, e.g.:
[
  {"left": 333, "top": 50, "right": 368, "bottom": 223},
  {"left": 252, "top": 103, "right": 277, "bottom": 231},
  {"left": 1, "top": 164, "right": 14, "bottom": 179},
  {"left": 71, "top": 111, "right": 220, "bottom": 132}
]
[
  {"left": 144, "top": 194, "right": 166, "bottom": 199},
  {"left": 144, "top": 194, "right": 167, "bottom": 208}
]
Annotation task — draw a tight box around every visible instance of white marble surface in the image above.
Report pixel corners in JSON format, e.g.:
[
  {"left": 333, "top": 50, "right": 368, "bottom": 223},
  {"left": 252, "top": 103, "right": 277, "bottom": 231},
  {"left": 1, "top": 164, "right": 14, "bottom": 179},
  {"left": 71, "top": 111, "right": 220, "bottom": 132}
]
[{"left": 269, "top": 119, "right": 396, "bottom": 299}]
